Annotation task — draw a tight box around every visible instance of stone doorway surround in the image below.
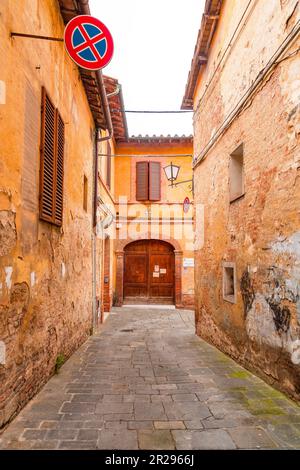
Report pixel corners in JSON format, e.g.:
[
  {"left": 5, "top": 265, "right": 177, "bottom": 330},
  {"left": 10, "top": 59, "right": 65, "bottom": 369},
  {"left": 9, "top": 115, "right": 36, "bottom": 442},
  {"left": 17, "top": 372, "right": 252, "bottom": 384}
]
[{"left": 115, "top": 237, "right": 183, "bottom": 308}]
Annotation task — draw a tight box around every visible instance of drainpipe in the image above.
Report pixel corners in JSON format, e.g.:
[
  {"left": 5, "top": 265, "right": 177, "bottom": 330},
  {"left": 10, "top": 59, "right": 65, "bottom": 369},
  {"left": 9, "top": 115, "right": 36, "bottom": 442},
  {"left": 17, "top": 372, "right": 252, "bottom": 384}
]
[
  {"left": 94, "top": 70, "right": 114, "bottom": 227},
  {"left": 78, "top": 0, "right": 114, "bottom": 224},
  {"left": 91, "top": 130, "right": 99, "bottom": 333},
  {"left": 78, "top": 0, "right": 114, "bottom": 331},
  {"left": 92, "top": 75, "right": 113, "bottom": 330},
  {"left": 107, "top": 83, "right": 121, "bottom": 98}
]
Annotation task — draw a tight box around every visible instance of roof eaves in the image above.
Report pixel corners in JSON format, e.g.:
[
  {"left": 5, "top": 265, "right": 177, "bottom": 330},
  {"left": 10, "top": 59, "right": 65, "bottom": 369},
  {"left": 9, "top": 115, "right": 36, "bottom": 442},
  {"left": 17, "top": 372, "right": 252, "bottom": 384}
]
[
  {"left": 58, "top": 0, "right": 108, "bottom": 130},
  {"left": 103, "top": 76, "right": 129, "bottom": 142},
  {"left": 124, "top": 135, "right": 193, "bottom": 144},
  {"left": 181, "top": 0, "right": 223, "bottom": 110}
]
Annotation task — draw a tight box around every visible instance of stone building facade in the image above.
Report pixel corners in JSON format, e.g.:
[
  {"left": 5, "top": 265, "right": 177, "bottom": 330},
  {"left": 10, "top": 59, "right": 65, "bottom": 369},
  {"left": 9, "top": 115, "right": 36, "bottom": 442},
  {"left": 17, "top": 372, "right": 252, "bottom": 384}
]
[
  {"left": 0, "top": 0, "right": 110, "bottom": 427},
  {"left": 182, "top": 0, "right": 300, "bottom": 399}
]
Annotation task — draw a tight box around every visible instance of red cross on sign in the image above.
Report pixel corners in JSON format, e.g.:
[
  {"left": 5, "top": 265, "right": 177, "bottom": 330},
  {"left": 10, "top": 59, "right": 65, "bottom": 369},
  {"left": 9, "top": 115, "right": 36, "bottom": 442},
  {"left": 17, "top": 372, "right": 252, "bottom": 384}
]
[{"left": 64, "top": 15, "right": 114, "bottom": 70}]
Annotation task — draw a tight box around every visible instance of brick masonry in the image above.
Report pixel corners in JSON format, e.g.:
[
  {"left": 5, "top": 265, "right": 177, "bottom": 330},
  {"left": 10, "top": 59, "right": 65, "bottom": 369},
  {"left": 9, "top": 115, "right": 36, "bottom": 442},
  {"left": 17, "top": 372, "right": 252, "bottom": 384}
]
[{"left": 192, "top": 3, "right": 300, "bottom": 401}]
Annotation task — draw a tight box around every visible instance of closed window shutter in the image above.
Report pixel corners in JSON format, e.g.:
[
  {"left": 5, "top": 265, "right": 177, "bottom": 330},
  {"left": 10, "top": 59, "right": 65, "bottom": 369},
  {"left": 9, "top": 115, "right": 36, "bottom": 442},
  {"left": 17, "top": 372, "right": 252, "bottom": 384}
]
[
  {"left": 39, "top": 87, "right": 64, "bottom": 226},
  {"left": 149, "top": 161, "right": 161, "bottom": 201},
  {"left": 54, "top": 112, "right": 64, "bottom": 225},
  {"left": 136, "top": 161, "right": 149, "bottom": 200},
  {"left": 40, "top": 89, "right": 55, "bottom": 223},
  {"left": 106, "top": 141, "right": 111, "bottom": 189}
]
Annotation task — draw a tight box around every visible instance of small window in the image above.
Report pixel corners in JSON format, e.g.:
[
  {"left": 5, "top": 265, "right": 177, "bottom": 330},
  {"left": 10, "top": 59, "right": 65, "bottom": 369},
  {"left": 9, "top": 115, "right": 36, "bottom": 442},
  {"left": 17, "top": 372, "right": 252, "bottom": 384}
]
[
  {"left": 136, "top": 161, "right": 161, "bottom": 201},
  {"left": 223, "top": 262, "right": 236, "bottom": 303},
  {"left": 39, "top": 87, "right": 65, "bottom": 226},
  {"left": 229, "top": 143, "right": 244, "bottom": 203},
  {"left": 83, "top": 175, "right": 88, "bottom": 211}
]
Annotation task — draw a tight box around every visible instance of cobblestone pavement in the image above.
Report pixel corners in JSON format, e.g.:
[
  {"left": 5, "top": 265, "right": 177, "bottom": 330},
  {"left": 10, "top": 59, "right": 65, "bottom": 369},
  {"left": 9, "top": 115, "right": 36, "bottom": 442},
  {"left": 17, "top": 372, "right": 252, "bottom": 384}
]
[{"left": 1, "top": 307, "right": 300, "bottom": 450}]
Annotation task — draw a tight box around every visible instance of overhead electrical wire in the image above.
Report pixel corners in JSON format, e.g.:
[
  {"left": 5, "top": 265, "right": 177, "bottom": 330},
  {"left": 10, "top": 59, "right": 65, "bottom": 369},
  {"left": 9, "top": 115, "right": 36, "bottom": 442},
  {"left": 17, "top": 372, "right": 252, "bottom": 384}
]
[
  {"left": 110, "top": 109, "right": 193, "bottom": 114},
  {"left": 98, "top": 153, "right": 193, "bottom": 158}
]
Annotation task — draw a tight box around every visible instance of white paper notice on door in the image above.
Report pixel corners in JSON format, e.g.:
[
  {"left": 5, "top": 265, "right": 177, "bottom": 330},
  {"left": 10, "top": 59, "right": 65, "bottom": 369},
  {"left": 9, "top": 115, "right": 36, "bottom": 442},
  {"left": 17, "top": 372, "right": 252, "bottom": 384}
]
[
  {"left": 153, "top": 272, "right": 159, "bottom": 278},
  {"left": 154, "top": 265, "right": 159, "bottom": 272},
  {"left": 160, "top": 268, "right": 166, "bottom": 274}
]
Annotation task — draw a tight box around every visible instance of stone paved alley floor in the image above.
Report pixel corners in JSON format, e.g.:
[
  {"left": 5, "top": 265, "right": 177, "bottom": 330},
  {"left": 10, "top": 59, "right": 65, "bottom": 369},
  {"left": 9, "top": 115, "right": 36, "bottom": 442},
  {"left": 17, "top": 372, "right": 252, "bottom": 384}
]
[{"left": 1, "top": 307, "right": 300, "bottom": 450}]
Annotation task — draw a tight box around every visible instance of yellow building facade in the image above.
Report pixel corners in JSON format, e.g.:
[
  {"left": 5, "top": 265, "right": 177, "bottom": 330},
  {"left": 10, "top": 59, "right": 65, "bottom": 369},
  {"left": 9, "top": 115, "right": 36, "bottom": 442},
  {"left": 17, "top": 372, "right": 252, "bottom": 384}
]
[
  {"left": 0, "top": 0, "right": 110, "bottom": 427},
  {"left": 113, "top": 137, "right": 195, "bottom": 309},
  {"left": 0, "top": 0, "right": 195, "bottom": 428}
]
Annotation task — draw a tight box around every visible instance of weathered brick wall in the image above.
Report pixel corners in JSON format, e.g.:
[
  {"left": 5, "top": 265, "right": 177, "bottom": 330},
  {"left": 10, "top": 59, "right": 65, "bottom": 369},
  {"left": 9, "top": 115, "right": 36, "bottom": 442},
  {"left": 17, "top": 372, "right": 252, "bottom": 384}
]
[
  {"left": 193, "top": 2, "right": 300, "bottom": 400},
  {"left": 0, "top": 0, "right": 97, "bottom": 426}
]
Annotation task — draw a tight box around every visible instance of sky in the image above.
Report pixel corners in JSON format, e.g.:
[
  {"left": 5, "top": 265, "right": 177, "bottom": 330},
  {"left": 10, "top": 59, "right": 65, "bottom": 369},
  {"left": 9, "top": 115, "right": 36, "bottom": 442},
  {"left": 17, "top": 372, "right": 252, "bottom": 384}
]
[{"left": 89, "top": 0, "right": 205, "bottom": 137}]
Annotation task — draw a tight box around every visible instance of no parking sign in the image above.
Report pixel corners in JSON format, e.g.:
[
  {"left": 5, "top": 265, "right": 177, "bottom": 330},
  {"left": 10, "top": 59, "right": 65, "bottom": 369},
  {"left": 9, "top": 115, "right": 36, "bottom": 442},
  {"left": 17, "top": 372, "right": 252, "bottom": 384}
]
[
  {"left": 64, "top": 15, "right": 114, "bottom": 70},
  {"left": 183, "top": 197, "right": 190, "bottom": 214}
]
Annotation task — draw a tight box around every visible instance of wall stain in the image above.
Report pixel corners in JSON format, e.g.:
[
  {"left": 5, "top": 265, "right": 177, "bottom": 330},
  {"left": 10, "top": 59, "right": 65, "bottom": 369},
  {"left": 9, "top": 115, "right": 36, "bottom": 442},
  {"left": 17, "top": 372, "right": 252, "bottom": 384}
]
[
  {"left": 267, "top": 300, "right": 291, "bottom": 334},
  {"left": 241, "top": 270, "right": 255, "bottom": 317}
]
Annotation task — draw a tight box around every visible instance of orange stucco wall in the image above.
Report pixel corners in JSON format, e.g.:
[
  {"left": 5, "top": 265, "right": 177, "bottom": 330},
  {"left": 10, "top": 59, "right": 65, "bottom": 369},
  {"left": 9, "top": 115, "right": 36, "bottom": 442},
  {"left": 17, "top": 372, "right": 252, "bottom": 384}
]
[
  {"left": 0, "top": 0, "right": 101, "bottom": 427},
  {"left": 113, "top": 140, "right": 195, "bottom": 308}
]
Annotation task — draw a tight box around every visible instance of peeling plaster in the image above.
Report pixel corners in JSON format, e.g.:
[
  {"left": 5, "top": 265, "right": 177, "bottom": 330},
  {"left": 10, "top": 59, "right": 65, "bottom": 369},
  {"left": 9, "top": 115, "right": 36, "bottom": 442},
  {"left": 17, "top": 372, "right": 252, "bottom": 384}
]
[
  {"left": 246, "top": 294, "right": 283, "bottom": 349},
  {"left": 30, "top": 272, "right": 36, "bottom": 287},
  {"left": 245, "top": 230, "right": 300, "bottom": 362},
  {"left": 0, "top": 210, "right": 17, "bottom": 256},
  {"left": 4, "top": 266, "right": 13, "bottom": 289},
  {"left": 289, "top": 339, "right": 300, "bottom": 365},
  {"left": 246, "top": 292, "right": 300, "bottom": 365},
  {"left": 0, "top": 81, "right": 6, "bottom": 105},
  {"left": 61, "top": 262, "right": 66, "bottom": 278},
  {"left": 272, "top": 231, "right": 300, "bottom": 258},
  {"left": 0, "top": 341, "right": 5, "bottom": 365},
  {"left": 271, "top": 231, "right": 300, "bottom": 319}
]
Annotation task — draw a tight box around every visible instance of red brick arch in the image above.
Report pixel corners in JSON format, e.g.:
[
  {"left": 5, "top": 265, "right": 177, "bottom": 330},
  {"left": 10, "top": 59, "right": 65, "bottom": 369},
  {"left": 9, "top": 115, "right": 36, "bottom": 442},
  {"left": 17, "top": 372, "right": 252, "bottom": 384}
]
[{"left": 115, "top": 237, "right": 183, "bottom": 308}]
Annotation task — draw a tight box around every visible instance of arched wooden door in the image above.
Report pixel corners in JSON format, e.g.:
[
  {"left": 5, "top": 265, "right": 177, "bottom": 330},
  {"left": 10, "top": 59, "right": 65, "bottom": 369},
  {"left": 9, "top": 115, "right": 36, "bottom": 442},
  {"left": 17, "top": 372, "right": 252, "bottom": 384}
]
[{"left": 124, "top": 240, "right": 175, "bottom": 304}]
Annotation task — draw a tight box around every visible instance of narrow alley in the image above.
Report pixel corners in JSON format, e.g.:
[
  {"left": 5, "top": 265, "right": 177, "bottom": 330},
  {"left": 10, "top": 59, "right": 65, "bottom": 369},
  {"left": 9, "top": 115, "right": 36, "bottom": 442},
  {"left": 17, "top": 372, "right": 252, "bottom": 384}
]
[
  {"left": 1, "top": 307, "right": 300, "bottom": 450},
  {"left": 1, "top": 0, "right": 300, "bottom": 455}
]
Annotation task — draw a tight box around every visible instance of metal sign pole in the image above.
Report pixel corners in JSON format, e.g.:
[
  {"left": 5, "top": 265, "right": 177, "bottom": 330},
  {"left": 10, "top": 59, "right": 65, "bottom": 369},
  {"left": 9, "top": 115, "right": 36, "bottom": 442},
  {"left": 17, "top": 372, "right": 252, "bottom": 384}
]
[{"left": 11, "top": 32, "right": 64, "bottom": 42}]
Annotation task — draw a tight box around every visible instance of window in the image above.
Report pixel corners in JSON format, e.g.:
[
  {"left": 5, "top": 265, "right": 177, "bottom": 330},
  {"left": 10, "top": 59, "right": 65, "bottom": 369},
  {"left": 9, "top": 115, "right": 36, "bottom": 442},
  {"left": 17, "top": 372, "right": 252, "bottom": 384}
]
[
  {"left": 223, "top": 262, "right": 236, "bottom": 303},
  {"left": 39, "top": 87, "right": 64, "bottom": 226},
  {"left": 229, "top": 143, "right": 244, "bottom": 202},
  {"left": 83, "top": 175, "right": 88, "bottom": 212},
  {"left": 136, "top": 161, "right": 161, "bottom": 201},
  {"left": 106, "top": 141, "right": 111, "bottom": 189}
]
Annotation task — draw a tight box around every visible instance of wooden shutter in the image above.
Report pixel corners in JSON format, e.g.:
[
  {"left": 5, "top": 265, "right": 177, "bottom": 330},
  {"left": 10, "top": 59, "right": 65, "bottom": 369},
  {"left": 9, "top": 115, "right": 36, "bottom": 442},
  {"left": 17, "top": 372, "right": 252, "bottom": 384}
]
[
  {"left": 136, "top": 161, "right": 149, "bottom": 201},
  {"left": 149, "top": 161, "right": 161, "bottom": 201},
  {"left": 54, "top": 112, "right": 64, "bottom": 225},
  {"left": 106, "top": 141, "right": 111, "bottom": 189},
  {"left": 39, "top": 87, "right": 64, "bottom": 226},
  {"left": 40, "top": 89, "right": 55, "bottom": 223}
]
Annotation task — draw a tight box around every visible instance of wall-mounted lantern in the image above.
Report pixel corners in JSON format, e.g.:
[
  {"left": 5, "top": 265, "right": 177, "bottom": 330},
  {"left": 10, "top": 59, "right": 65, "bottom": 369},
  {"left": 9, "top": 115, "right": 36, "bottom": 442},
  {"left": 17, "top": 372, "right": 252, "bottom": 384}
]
[
  {"left": 163, "top": 162, "right": 193, "bottom": 190},
  {"left": 163, "top": 162, "right": 180, "bottom": 187}
]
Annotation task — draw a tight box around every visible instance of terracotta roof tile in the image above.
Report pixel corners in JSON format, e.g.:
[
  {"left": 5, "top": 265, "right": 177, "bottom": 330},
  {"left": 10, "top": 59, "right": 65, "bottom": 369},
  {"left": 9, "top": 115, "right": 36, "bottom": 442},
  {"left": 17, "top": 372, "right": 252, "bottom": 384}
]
[{"left": 103, "top": 76, "right": 129, "bottom": 142}]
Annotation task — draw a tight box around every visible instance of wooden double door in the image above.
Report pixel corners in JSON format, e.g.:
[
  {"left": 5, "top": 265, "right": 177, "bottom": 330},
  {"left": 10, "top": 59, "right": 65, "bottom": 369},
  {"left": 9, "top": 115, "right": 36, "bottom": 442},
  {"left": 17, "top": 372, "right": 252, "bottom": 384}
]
[{"left": 124, "top": 240, "right": 175, "bottom": 303}]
